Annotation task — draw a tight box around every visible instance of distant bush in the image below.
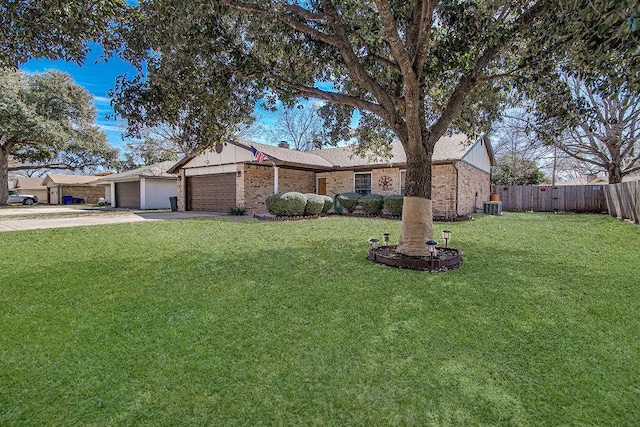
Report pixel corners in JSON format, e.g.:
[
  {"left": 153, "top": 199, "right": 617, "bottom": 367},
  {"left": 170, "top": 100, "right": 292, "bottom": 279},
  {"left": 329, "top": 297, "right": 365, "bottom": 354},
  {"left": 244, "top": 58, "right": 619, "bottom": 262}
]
[
  {"left": 359, "top": 194, "right": 384, "bottom": 215},
  {"left": 384, "top": 195, "right": 403, "bottom": 216},
  {"left": 337, "top": 192, "right": 361, "bottom": 213},
  {"left": 304, "top": 193, "right": 325, "bottom": 216},
  {"left": 266, "top": 192, "right": 307, "bottom": 216},
  {"left": 320, "top": 195, "right": 333, "bottom": 213},
  {"left": 227, "top": 206, "right": 247, "bottom": 216}
]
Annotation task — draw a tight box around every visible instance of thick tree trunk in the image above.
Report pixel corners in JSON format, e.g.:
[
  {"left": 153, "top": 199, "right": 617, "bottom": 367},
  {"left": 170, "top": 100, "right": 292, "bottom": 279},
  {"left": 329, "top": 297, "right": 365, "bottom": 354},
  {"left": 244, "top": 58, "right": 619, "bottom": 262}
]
[
  {"left": 396, "top": 134, "right": 434, "bottom": 256},
  {"left": 608, "top": 164, "right": 623, "bottom": 184},
  {"left": 0, "top": 144, "right": 10, "bottom": 205}
]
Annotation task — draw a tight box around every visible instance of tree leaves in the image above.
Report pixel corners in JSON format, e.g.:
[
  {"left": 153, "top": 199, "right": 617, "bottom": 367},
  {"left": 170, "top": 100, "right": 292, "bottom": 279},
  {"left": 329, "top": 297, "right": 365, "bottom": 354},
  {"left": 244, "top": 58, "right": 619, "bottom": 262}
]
[
  {"left": 0, "top": 69, "right": 117, "bottom": 204},
  {"left": 0, "top": 0, "right": 128, "bottom": 67}
]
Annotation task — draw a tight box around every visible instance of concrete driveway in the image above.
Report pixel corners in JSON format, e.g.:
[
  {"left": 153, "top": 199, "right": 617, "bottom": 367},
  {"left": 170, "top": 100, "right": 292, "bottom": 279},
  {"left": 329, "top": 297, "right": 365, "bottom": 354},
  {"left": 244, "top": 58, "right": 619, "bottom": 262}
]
[{"left": 0, "top": 206, "right": 240, "bottom": 232}]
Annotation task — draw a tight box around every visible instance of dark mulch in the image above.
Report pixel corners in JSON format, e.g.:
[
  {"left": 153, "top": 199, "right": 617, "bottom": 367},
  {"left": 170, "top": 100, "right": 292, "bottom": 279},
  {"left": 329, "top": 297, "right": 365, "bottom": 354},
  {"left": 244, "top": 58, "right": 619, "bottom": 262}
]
[{"left": 368, "top": 245, "right": 464, "bottom": 273}]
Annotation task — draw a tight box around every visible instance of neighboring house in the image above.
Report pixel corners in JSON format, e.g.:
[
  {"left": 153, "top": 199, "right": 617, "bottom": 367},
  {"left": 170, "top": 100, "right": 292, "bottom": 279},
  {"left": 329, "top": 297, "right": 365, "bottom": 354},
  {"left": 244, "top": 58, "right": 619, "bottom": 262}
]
[
  {"left": 555, "top": 176, "right": 609, "bottom": 186},
  {"left": 94, "top": 161, "right": 178, "bottom": 209},
  {"left": 14, "top": 177, "right": 48, "bottom": 202},
  {"left": 42, "top": 174, "right": 108, "bottom": 204},
  {"left": 169, "top": 134, "right": 494, "bottom": 217},
  {"left": 556, "top": 175, "right": 640, "bottom": 186}
]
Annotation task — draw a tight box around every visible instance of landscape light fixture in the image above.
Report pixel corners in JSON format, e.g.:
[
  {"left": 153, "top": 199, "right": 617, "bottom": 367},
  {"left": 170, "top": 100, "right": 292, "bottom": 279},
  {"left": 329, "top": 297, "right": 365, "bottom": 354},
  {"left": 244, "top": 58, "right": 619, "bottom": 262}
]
[
  {"left": 382, "top": 232, "right": 390, "bottom": 246},
  {"left": 369, "top": 238, "right": 379, "bottom": 250},
  {"left": 442, "top": 230, "right": 451, "bottom": 248},
  {"left": 426, "top": 240, "right": 438, "bottom": 257}
]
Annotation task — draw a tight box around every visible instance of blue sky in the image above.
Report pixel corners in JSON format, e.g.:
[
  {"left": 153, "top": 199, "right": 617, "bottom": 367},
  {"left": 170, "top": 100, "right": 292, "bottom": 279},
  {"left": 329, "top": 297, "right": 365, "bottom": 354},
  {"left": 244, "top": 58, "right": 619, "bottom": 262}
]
[
  {"left": 20, "top": 44, "right": 135, "bottom": 150},
  {"left": 19, "top": 43, "right": 284, "bottom": 151},
  {"left": 19, "top": 45, "right": 349, "bottom": 153}
]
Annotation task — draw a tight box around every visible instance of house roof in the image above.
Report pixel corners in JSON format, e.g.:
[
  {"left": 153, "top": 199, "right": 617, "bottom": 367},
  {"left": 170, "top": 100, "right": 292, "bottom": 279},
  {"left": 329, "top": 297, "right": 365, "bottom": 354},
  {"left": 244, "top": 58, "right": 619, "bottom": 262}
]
[
  {"left": 556, "top": 174, "right": 640, "bottom": 186},
  {"left": 94, "top": 161, "right": 178, "bottom": 184},
  {"left": 168, "top": 133, "right": 491, "bottom": 173},
  {"left": 42, "top": 174, "right": 103, "bottom": 186},
  {"left": 308, "top": 134, "right": 475, "bottom": 169},
  {"left": 15, "top": 177, "right": 47, "bottom": 190}
]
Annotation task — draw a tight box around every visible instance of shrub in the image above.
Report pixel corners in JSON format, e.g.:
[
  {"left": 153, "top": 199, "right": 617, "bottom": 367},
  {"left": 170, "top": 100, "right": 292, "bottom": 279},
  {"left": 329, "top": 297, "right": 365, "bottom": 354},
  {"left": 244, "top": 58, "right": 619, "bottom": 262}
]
[
  {"left": 304, "top": 193, "right": 325, "bottom": 216},
  {"left": 321, "top": 195, "right": 333, "bottom": 213},
  {"left": 227, "top": 206, "right": 247, "bottom": 216},
  {"left": 267, "top": 192, "right": 307, "bottom": 216},
  {"left": 265, "top": 192, "right": 284, "bottom": 215},
  {"left": 384, "top": 195, "right": 403, "bottom": 216},
  {"left": 359, "top": 194, "right": 384, "bottom": 215},
  {"left": 337, "top": 192, "right": 361, "bottom": 213},
  {"left": 333, "top": 194, "right": 344, "bottom": 214}
]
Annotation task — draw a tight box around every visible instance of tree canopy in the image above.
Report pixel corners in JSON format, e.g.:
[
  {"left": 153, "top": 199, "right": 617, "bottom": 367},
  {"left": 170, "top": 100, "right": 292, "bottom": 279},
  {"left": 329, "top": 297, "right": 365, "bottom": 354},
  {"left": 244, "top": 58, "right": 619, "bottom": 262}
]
[
  {"left": 112, "top": 0, "right": 638, "bottom": 255},
  {"left": 0, "top": 0, "right": 127, "bottom": 68},
  {"left": 0, "top": 69, "right": 117, "bottom": 204}
]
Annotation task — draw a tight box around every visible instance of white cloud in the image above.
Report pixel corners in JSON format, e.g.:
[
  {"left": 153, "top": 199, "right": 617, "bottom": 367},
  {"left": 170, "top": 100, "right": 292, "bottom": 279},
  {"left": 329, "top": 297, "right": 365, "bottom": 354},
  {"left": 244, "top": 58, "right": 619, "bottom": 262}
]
[{"left": 93, "top": 96, "right": 112, "bottom": 105}]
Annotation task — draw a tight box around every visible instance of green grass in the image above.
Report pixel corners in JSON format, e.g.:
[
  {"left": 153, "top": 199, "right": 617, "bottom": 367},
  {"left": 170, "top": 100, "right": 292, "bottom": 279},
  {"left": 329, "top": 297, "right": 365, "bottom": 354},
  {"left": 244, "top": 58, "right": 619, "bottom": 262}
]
[{"left": 1, "top": 213, "right": 639, "bottom": 425}]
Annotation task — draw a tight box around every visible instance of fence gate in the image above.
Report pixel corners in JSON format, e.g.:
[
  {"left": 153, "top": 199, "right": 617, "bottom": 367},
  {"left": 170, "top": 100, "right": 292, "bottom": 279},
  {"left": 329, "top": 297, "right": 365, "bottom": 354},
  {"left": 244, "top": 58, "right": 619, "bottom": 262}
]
[{"left": 497, "top": 185, "right": 606, "bottom": 213}]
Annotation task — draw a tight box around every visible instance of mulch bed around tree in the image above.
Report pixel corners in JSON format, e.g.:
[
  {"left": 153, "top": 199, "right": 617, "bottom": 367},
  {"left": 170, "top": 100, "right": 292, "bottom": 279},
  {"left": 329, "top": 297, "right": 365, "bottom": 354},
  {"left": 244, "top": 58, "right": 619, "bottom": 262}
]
[{"left": 368, "top": 245, "right": 463, "bottom": 272}]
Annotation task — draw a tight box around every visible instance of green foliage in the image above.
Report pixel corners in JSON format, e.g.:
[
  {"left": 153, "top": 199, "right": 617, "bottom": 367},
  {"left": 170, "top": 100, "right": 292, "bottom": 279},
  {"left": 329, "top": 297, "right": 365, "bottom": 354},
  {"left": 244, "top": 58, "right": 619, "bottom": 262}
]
[
  {"left": 227, "top": 206, "right": 247, "bottom": 216},
  {"left": 491, "top": 155, "right": 547, "bottom": 185},
  {"left": 337, "top": 192, "right": 361, "bottom": 213},
  {"left": 358, "top": 194, "right": 384, "bottom": 215},
  {"left": 0, "top": 0, "right": 128, "bottom": 67},
  {"left": 0, "top": 69, "right": 117, "bottom": 204},
  {"left": 384, "top": 195, "right": 404, "bottom": 217},
  {"left": 303, "top": 193, "right": 324, "bottom": 216},
  {"left": 320, "top": 195, "right": 334, "bottom": 213},
  {"left": 108, "top": 0, "right": 639, "bottom": 250},
  {"left": 265, "top": 192, "right": 284, "bottom": 215},
  {"left": 266, "top": 192, "right": 307, "bottom": 217}
]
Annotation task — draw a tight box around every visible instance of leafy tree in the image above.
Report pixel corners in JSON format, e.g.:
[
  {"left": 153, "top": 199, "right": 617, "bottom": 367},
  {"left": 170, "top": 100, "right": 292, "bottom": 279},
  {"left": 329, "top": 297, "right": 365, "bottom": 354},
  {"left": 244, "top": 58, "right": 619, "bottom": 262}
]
[
  {"left": 112, "top": 0, "right": 636, "bottom": 256},
  {"left": 491, "top": 155, "right": 546, "bottom": 185},
  {"left": 0, "top": 69, "right": 117, "bottom": 205},
  {"left": 0, "top": 0, "right": 127, "bottom": 68}
]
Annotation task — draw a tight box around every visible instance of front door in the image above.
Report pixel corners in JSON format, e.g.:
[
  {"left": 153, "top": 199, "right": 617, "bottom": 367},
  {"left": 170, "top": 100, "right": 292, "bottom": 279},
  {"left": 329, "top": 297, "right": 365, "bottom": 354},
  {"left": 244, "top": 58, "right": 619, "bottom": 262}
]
[{"left": 317, "top": 178, "right": 327, "bottom": 195}]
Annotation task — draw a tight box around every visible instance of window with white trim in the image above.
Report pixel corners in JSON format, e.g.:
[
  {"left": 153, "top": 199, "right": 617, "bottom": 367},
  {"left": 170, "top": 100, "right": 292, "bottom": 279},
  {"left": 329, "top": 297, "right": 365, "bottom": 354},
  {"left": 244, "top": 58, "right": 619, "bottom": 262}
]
[{"left": 354, "top": 172, "right": 372, "bottom": 195}]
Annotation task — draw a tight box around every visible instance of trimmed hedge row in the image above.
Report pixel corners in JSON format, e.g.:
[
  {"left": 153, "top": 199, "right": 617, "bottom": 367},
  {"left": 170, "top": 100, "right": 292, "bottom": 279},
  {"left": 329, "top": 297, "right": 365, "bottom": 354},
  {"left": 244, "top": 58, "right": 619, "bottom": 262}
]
[
  {"left": 266, "top": 191, "right": 402, "bottom": 217},
  {"left": 266, "top": 192, "right": 333, "bottom": 217},
  {"left": 335, "top": 193, "right": 404, "bottom": 216}
]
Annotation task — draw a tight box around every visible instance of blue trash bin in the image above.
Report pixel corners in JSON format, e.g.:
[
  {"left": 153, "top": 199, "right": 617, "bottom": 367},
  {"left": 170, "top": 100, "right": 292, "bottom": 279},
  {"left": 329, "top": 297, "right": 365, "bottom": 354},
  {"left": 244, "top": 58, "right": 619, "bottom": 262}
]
[{"left": 63, "top": 196, "right": 73, "bottom": 205}]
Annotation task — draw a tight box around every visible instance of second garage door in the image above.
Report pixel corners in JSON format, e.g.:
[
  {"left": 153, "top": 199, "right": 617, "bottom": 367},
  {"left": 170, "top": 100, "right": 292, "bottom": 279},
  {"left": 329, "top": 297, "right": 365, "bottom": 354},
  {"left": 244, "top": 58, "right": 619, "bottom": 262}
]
[
  {"left": 187, "top": 173, "right": 237, "bottom": 211},
  {"left": 116, "top": 181, "right": 140, "bottom": 209}
]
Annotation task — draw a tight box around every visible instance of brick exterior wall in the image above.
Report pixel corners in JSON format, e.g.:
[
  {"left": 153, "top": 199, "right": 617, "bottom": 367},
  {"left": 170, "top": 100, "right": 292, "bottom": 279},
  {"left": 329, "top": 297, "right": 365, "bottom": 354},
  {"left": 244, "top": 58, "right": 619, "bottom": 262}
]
[
  {"left": 176, "top": 170, "right": 186, "bottom": 211},
  {"left": 177, "top": 159, "right": 489, "bottom": 216},
  {"left": 243, "top": 165, "right": 315, "bottom": 213},
  {"left": 323, "top": 162, "right": 489, "bottom": 217},
  {"left": 324, "top": 168, "right": 403, "bottom": 196},
  {"left": 431, "top": 164, "right": 457, "bottom": 217},
  {"left": 455, "top": 161, "right": 490, "bottom": 215},
  {"left": 60, "top": 185, "right": 105, "bottom": 204}
]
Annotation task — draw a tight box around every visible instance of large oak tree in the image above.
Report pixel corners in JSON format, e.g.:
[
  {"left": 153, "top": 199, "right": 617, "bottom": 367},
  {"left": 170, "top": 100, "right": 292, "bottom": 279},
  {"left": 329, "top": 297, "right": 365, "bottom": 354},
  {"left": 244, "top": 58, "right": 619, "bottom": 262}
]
[
  {"left": 113, "top": 0, "right": 636, "bottom": 255},
  {"left": 0, "top": 69, "right": 117, "bottom": 205}
]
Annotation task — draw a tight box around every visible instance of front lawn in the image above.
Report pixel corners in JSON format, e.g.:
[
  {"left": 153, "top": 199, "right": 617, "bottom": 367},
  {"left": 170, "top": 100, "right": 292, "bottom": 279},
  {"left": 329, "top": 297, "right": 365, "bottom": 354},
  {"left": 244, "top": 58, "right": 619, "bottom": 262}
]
[{"left": 1, "top": 213, "right": 639, "bottom": 425}]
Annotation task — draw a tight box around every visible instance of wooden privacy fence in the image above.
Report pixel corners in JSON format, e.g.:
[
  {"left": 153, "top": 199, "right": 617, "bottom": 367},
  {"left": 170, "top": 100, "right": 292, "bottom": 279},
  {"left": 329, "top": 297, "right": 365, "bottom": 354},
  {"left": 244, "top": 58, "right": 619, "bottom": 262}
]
[
  {"left": 603, "top": 181, "right": 640, "bottom": 224},
  {"left": 496, "top": 185, "right": 607, "bottom": 213}
]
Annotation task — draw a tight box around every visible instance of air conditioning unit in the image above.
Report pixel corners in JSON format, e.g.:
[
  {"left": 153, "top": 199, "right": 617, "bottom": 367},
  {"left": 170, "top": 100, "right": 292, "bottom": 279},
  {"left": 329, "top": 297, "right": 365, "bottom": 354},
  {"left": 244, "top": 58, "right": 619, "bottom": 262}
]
[{"left": 483, "top": 201, "right": 502, "bottom": 215}]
